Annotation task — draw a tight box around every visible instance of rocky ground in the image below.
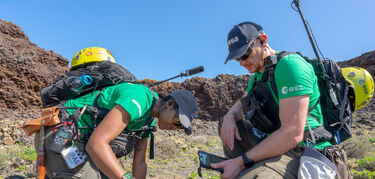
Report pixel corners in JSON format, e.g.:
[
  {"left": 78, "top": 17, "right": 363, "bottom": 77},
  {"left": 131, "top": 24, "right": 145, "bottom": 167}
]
[{"left": 1, "top": 19, "right": 375, "bottom": 178}]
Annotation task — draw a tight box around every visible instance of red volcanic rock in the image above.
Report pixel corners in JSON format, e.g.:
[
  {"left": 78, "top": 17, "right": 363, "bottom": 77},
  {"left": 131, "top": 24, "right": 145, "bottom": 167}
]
[{"left": 0, "top": 20, "right": 69, "bottom": 110}]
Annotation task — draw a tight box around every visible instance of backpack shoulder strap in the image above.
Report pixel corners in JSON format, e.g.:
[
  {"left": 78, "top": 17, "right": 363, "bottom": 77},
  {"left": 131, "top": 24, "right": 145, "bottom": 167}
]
[
  {"left": 263, "top": 51, "right": 295, "bottom": 69},
  {"left": 262, "top": 51, "right": 295, "bottom": 101}
]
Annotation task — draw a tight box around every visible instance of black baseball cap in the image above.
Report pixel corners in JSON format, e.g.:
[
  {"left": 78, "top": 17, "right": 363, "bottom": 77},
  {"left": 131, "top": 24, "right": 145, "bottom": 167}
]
[
  {"left": 224, "top": 21, "right": 264, "bottom": 64},
  {"left": 171, "top": 89, "right": 198, "bottom": 135}
]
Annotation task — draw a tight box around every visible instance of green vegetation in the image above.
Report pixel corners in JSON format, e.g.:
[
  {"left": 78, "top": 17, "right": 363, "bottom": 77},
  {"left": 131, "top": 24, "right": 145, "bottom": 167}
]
[
  {"left": 345, "top": 132, "right": 375, "bottom": 179},
  {"left": 18, "top": 145, "right": 37, "bottom": 162},
  {"left": 0, "top": 151, "right": 9, "bottom": 169},
  {"left": 16, "top": 165, "right": 26, "bottom": 172},
  {"left": 352, "top": 169, "right": 375, "bottom": 179}
]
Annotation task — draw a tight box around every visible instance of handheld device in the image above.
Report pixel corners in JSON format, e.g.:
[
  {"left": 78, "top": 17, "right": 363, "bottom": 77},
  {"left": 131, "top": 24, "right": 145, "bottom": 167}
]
[
  {"left": 197, "top": 150, "right": 227, "bottom": 176},
  {"left": 48, "top": 127, "right": 74, "bottom": 153}
]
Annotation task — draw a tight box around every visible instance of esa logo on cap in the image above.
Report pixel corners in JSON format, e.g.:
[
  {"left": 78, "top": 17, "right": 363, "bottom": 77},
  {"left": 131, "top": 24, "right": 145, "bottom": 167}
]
[{"left": 227, "top": 36, "right": 239, "bottom": 46}]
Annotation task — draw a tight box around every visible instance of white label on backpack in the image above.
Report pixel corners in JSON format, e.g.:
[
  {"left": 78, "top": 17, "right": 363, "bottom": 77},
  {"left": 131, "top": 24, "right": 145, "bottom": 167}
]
[{"left": 61, "top": 145, "right": 86, "bottom": 169}]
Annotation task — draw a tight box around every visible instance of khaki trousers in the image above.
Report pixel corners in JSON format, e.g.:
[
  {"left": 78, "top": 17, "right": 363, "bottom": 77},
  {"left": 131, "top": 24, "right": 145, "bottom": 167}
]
[
  {"left": 218, "top": 118, "right": 351, "bottom": 179},
  {"left": 218, "top": 118, "right": 300, "bottom": 179}
]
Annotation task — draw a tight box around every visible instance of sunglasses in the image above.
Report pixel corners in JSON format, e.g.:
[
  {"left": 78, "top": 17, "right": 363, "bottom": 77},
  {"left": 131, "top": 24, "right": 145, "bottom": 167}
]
[
  {"left": 173, "top": 104, "right": 184, "bottom": 129},
  {"left": 235, "top": 38, "right": 259, "bottom": 61}
]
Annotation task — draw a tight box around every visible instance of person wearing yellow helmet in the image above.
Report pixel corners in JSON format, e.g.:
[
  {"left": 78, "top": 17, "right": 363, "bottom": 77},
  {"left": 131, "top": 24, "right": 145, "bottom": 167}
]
[
  {"left": 34, "top": 47, "right": 199, "bottom": 179},
  {"left": 342, "top": 67, "right": 374, "bottom": 111},
  {"left": 70, "top": 47, "right": 116, "bottom": 70}
]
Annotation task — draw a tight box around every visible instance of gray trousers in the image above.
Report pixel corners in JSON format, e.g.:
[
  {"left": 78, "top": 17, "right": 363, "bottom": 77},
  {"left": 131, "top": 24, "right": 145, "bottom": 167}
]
[{"left": 35, "top": 127, "right": 108, "bottom": 179}]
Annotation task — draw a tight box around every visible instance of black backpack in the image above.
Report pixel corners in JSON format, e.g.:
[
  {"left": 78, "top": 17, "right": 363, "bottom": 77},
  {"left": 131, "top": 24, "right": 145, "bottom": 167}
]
[
  {"left": 40, "top": 61, "right": 157, "bottom": 159},
  {"left": 40, "top": 61, "right": 138, "bottom": 108},
  {"left": 264, "top": 52, "right": 355, "bottom": 144}
]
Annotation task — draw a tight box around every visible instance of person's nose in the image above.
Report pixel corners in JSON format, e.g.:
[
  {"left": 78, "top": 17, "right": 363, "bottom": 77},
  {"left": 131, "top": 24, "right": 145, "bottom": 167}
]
[{"left": 239, "top": 59, "right": 246, "bottom": 66}]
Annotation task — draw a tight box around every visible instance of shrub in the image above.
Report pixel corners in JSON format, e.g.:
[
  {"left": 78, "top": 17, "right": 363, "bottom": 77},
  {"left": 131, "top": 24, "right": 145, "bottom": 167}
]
[
  {"left": 357, "top": 156, "right": 375, "bottom": 171},
  {"left": 351, "top": 169, "right": 375, "bottom": 179},
  {"left": 18, "top": 146, "right": 36, "bottom": 162}
]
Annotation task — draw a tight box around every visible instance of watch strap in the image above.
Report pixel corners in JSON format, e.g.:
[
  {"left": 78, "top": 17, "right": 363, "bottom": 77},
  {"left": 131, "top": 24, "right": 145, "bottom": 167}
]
[{"left": 241, "top": 154, "right": 255, "bottom": 168}]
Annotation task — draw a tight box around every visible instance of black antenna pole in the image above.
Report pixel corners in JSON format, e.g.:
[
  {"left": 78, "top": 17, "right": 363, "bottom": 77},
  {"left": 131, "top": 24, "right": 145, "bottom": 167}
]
[
  {"left": 293, "top": 0, "right": 321, "bottom": 60},
  {"left": 292, "top": 0, "right": 339, "bottom": 108},
  {"left": 149, "top": 66, "right": 204, "bottom": 87}
]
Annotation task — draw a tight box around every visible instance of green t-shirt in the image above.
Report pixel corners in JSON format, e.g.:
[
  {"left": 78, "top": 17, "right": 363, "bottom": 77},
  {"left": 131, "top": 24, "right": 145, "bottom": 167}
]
[
  {"left": 246, "top": 53, "right": 331, "bottom": 149},
  {"left": 64, "top": 83, "right": 157, "bottom": 136}
]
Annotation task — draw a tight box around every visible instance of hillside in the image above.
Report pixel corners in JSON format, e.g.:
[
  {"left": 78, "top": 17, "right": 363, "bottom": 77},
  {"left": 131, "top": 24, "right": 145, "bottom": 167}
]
[{"left": 1, "top": 19, "right": 375, "bottom": 178}]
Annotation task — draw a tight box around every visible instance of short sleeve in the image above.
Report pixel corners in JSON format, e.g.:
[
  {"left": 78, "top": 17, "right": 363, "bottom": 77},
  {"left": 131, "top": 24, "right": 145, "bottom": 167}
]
[
  {"left": 113, "top": 85, "right": 154, "bottom": 121},
  {"left": 275, "top": 54, "right": 315, "bottom": 99}
]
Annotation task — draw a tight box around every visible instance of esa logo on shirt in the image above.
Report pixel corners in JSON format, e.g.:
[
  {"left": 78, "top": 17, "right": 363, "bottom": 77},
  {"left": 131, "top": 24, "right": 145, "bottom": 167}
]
[{"left": 281, "top": 85, "right": 303, "bottom": 95}]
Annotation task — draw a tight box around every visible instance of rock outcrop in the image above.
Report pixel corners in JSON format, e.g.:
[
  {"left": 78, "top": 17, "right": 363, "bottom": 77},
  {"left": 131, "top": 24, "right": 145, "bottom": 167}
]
[
  {"left": 0, "top": 19, "right": 374, "bottom": 145},
  {"left": 0, "top": 20, "right": 69, "bottom": 110}
]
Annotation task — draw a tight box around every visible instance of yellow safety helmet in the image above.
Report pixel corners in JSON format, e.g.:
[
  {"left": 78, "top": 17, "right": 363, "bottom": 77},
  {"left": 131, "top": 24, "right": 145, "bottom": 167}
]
[
  {"left": 342, "top": 67, "right": 374, "bottom": 111},
  {"left": 70, "top": 47, "right": 116, "bottom": 69}
]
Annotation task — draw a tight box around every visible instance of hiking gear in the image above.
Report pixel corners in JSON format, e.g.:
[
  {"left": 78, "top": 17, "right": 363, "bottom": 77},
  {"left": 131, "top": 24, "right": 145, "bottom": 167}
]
[
  {"left": 241, "top": 77, "right": 281, "bottom": 133},
  {"left": 70, "top": 47, "right": 115, "bottom": 69},
  {"left": 36, "top": 127, "right": 103, "bottom": 179},
  {"left": 149, "top": 66, "right": 204, "bottom": 86},
  {"left": 41, "top": 61, "right": 137, "bottom": 108},
  {"left": 342, "top": 67, "right": 374, "bottom": 111},
  {"left": 48, "top": 126, "right": 74, "bottom": 153},
  {"left": 292, "top": 0, "right": 340, "bottom": 110},
  {"left": 320, "top": 146, "right": 351, "bottom": 179},
  {"left": 235, "top": 38, "right": 259, "bottom": 62},
  {"left": 36, "top": 121, "right": 46, "bottom": 179},
  {"left": 247, "top": 51, "right": 354, "bottom": 145},
  {"left": 109, "top": 132, "right": 141, "bottom": 158},
  {"left": 298, "top": 147, "right": 337, "bottom": 179},
  {"left": 67, "top": 75, "right": 93, "bottom": 92},
  {"left": 292, "top": 0, "right": 322, "bottom": 61},
  {"left": 61, "top": 144, "right": 87, "bottom": 169},
  {"left": 17, "top": 106, "right": 61, "bottom": 136},
  {"left": 225, "top": 22, "right": 264, "bottom": 64},
  {"left": 171, "top": 89, "right": 199, "bottom": 135}
]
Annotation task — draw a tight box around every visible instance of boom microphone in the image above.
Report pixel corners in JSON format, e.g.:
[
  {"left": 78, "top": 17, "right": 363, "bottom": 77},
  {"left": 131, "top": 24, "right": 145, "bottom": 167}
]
[
  {"left": 184, "top": 66, "right": 204, "bottom": 77},
  {"left": 149, "top": 65, "right": 205, "bottom": 86}
]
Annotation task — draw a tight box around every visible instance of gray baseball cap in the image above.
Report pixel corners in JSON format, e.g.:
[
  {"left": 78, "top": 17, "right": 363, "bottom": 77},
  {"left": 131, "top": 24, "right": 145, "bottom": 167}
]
[{"left": 171, "top": 89, "right": 198, "bottom": 135}]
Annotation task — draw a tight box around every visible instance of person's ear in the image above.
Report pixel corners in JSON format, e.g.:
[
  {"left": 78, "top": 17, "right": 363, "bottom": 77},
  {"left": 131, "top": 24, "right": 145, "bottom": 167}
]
[
  {"left": 166, "top": 99, "right": 175, "bottom": 109},
  {"left": 259, "top": 34, "right": 267, "bottom": 46}
]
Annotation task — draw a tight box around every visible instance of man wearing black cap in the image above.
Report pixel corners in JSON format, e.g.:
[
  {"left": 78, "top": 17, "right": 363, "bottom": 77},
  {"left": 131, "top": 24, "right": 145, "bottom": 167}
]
[
  {"left": 212, "top": 21, "right": 340, "bottom": 178},
  {"left": 36, "top": 82, "right": 198, "bottom": 179}
]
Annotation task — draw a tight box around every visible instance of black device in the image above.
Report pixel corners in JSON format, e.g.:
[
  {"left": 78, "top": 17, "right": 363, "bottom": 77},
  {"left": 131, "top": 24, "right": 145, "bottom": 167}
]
[
  {"left": 48, "top": 127, "right": 74, "bottom": 153},
  {"left": 242, "top": 154, "right": 255, "bottom": 168},
  {"left": 197, "top": 150, "right": 227, "bottom": 176},
  {"left": 149, "top": 66, "right": 204, "bottom": 87}
]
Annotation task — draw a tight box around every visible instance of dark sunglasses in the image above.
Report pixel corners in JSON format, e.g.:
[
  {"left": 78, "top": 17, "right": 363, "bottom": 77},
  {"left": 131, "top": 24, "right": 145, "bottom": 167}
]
[
  {"left": 236, "top": 38, "right": 259, "bottom": 61},
  {"left": 173, "top": 104, "right": 184, "bottom": 129}
]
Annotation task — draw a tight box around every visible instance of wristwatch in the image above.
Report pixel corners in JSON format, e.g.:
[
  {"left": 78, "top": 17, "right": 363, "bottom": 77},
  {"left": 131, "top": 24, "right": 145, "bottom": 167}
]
[{"left": 241, "top": 154, "right": 255, "bottom": 168}]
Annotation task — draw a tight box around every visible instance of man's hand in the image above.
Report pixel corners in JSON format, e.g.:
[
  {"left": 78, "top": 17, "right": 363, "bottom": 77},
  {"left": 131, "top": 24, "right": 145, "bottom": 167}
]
[
  {"left": 211, "top": 157, "right": 245, "bottom": 179},
  {"left": 221, "top": 115, "right": 242, "bottom": 150}
]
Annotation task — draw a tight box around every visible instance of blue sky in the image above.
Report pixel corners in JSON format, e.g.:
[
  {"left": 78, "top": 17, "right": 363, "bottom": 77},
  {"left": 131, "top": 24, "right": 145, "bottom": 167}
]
[{"left": 1, "top": 0, "right": 374, "bottom": 82}]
